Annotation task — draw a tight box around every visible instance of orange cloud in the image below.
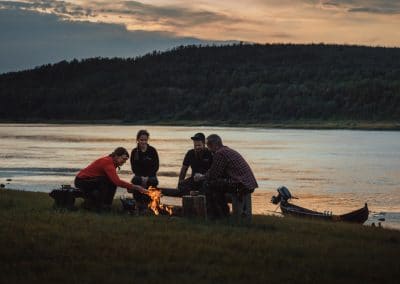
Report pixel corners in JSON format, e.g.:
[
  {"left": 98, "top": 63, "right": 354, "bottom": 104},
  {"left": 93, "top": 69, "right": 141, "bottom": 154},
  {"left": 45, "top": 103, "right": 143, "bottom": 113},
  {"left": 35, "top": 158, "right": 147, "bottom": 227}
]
[{"left": 1, "top": 0, "right": 399, "bottom": 46}]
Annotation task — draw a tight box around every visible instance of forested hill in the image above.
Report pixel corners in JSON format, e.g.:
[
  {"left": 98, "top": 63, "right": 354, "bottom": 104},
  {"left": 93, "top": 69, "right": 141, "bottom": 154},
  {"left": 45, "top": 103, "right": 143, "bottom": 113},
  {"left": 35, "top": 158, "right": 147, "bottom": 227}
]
[{"left": 0, "top": 44, "right": 399, "bottom": 123}]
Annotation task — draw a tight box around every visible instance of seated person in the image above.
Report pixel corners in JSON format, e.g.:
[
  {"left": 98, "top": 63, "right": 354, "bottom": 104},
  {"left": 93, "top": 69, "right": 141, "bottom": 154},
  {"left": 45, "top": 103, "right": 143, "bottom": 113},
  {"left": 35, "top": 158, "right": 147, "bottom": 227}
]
[
  {"left": 178, "top": 132, "right": 213, "bottom": 195},
  {"left": 75, "top": 147, "right": 146, "bottom": 210},
  {"left": 195, "top": 134, "right": 258, "bottom": 218},
  {"left": 130, "top": 130, "right": 159, "bottom": 206}
]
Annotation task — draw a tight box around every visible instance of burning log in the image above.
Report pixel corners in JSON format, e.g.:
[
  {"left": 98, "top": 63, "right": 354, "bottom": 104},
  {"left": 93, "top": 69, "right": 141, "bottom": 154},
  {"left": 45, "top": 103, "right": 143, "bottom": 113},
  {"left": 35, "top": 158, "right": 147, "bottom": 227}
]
[
  {"left": 135, "top": 187, "right": 207, "bottom": 218},
  {"left": 145, "top": 186, "right": 181, "bottom": 216}
]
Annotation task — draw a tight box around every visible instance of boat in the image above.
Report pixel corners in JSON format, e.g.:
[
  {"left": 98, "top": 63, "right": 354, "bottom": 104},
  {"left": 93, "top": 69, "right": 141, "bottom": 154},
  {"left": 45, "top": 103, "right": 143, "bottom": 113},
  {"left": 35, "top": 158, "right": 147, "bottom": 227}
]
[{"left": 271, "top": 186, "right": 369, "bottom": 224}]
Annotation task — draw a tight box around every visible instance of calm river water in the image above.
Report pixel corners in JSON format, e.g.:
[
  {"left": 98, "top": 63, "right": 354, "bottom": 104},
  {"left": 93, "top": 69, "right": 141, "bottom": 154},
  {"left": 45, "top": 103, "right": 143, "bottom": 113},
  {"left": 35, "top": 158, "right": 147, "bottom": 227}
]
[{"left": 1, "top": 124, "right": 399, "bottom": 228}]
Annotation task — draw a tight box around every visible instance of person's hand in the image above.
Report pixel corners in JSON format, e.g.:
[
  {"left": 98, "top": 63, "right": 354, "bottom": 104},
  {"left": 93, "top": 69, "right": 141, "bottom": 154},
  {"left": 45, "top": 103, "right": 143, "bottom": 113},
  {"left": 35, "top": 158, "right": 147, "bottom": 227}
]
[
  {"left": 193, "top": 173, "right": 205, "bottom": 182},
  {"left": 135, "top": 185, "right": 148, "bottom": 194}
]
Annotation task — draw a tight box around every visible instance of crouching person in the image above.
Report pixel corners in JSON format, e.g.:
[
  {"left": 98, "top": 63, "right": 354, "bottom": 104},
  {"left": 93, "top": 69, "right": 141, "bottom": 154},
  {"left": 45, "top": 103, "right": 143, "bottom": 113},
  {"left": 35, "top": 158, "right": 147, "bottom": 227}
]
[
  {"left": 196, "top": 134, "right": 258, "bottom": 220},
  {"left": 75, "top": 147, "right": 146, "bottom": 210}
]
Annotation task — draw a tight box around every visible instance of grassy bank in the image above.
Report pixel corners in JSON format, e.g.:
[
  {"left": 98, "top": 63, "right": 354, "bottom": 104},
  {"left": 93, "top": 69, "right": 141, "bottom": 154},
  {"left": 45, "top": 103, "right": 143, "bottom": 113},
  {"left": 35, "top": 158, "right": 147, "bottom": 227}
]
[
  {"left": 1, "top": 189, "right": 399, "bottom": 284},
  {"left": 1, "top": 120, "right": 400, "bottom": 130}
]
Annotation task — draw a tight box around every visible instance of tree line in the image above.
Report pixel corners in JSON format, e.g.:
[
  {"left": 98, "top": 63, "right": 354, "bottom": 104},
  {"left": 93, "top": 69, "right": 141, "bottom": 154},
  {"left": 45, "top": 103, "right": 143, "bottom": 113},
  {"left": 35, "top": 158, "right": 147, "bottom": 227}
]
[{"left": 0, "top": 43, "right": 399, "bottom": 122}]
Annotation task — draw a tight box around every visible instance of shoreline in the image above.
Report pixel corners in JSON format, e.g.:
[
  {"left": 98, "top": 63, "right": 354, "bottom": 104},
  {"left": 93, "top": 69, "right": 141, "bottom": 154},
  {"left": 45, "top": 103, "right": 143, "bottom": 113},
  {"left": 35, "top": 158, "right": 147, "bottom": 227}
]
[
  {"left": 1, "top": 119, "right": 399, "bottom": 130},
  {"left": 3, "top": 187, "right": 400, "bottom": 231}
]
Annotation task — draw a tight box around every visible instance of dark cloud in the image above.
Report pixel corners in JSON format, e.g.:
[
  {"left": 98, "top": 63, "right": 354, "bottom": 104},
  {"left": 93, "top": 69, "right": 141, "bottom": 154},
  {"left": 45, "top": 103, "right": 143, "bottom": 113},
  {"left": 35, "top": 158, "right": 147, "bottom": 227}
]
[
  {"left": 0, "top": 0, "right": 95, "bottom": 17},
  {"left": 269, "top": 32, "right": 295, "bottom": 39},
  {"left": 0, "top": 8, "right": 231, "bottom": 73},
  {"left": 320, "top": 1, "right": 340, "bottom": 7},
  {"left": 319, "top": 0, "right": 400, "bottom": 14},
  {"left": 348, "top": 7, "right": 400, "bottom": 15},
  {"left": 0, "top": 0, "right": 242, "bottom": 27},
  {"left": 97, "top": 0, "right": 242, "bottom": 27}
]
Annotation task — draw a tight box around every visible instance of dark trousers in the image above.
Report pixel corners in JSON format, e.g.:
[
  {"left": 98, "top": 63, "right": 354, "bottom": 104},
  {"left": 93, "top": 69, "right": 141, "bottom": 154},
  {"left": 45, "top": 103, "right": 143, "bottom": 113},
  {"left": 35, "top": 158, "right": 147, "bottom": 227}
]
[
  {"left": 131, "top": 176, "right": 158, "bottom": 205},
  {"left": 201, "top": 179, "right": 249, "bottom": 219},
  {"left": 74, "top": 176, "right": 116, "bottom": 208}
]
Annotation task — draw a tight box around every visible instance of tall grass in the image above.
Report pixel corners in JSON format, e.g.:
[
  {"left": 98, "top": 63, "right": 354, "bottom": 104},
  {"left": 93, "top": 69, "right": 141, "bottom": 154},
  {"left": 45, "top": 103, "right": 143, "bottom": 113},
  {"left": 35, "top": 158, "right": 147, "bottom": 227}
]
[{"left": 1, "top": 189, "right": 399, "bottom": 284}]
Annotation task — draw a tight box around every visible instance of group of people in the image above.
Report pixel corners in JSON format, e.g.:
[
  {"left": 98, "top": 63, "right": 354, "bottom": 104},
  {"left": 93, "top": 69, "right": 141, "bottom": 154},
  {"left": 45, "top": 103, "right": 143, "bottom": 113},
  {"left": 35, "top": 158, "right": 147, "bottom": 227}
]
[{"left": 75, "top": 130, "right": 258, "bottom": 218}]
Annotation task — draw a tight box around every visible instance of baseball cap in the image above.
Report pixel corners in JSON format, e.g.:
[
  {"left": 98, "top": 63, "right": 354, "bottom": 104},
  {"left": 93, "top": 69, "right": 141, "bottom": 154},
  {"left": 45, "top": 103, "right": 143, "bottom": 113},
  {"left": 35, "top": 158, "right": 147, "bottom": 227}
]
[{"left": 191, "top": 132, "right": 205, "bottom": 142}]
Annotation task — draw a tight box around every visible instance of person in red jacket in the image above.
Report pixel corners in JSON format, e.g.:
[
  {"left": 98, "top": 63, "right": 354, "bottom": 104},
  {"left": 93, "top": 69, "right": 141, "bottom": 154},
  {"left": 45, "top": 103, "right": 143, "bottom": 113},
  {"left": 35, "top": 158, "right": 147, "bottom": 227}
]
[{"left": 75, "top": 147, "right": 147, "bottom": 209}]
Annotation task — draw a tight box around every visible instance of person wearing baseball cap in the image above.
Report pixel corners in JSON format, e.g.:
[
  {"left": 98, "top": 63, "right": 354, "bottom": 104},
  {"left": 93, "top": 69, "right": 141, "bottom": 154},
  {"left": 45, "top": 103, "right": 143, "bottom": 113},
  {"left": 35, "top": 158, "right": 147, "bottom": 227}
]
[
  {"left": 177, "top": 132, "right": 213, "bottom": 194},
  {"left": 190, "top": 132, "right": 205, "bottom": 142}
]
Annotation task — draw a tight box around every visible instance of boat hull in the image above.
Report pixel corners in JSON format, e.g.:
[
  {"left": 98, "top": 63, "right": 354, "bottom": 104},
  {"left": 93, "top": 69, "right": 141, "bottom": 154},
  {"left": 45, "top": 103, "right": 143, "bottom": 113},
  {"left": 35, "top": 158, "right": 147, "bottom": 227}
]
[{"left": 280, "top": 202, "right": 369, "bottom": 224}]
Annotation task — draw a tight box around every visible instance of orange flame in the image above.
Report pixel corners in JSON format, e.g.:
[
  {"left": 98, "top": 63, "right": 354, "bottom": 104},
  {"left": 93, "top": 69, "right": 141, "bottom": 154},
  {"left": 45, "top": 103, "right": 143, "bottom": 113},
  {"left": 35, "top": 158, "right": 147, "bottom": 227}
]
[{"left": 146, "top": 186, "right": 173, "bottom": 216}]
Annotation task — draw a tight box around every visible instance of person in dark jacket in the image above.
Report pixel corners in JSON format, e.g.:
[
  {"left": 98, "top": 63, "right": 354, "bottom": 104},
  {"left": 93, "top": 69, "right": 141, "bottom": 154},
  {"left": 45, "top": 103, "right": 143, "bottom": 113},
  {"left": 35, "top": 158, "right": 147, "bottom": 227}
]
[
  {"left": 130, "top": 130, "right": 159, "bottom": 207},
  {"left": 178, "top": 132, "right": 213, "bottom": 195},
  {"left": 75, "top": 147, "right": 146, "bottom": 210}
]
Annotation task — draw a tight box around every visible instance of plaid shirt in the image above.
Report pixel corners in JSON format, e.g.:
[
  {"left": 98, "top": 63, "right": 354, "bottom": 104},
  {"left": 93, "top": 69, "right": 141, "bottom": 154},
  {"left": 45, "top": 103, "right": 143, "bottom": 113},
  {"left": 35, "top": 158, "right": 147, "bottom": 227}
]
[{"left": 207, "top": 146, "right": 258, "bottom": 190}]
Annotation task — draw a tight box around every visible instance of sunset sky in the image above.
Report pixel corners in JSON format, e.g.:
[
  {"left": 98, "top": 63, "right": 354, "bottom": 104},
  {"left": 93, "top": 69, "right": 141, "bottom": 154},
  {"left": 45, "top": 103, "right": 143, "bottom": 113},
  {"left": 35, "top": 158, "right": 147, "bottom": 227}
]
[{"left": 1, "top": 0, "right": 399, "bottom": 73}]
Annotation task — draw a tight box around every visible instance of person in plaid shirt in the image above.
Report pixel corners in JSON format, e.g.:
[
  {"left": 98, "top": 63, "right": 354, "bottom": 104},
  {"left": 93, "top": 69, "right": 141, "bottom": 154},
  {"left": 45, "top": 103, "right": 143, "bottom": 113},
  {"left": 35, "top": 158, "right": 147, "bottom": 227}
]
[{"left": 195, "top": 134, "right": 258, "bottom": 218}]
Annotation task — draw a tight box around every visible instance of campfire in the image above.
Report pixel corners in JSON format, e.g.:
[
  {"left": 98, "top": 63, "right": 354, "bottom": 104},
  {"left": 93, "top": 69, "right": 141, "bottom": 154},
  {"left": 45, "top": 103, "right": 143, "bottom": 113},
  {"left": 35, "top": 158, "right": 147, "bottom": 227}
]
[{"left": 146, "top": 186, "right": 174, "bottom": 216}]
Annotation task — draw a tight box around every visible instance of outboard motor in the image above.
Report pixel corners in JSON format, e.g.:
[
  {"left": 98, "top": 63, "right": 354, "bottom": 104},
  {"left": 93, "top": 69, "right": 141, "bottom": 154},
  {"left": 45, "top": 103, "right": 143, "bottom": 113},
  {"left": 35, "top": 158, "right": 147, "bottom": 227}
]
[{"left": 271, "top": 186, "right": 292, "bottom": 204}]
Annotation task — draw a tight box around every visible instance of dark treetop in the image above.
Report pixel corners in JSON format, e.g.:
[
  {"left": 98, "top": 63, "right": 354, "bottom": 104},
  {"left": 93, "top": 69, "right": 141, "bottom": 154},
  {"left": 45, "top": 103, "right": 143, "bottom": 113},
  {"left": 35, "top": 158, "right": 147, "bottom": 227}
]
[{"left": 0, "top": 44, "right": 399, "bottom": 122}]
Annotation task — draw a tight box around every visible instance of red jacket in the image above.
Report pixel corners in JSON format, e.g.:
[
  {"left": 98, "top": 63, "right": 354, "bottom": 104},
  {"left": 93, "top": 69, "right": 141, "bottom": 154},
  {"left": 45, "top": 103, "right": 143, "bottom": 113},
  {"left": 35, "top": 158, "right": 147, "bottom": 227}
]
[{"left": 77, "top": 156, "right": 133, "bottom": 189}]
